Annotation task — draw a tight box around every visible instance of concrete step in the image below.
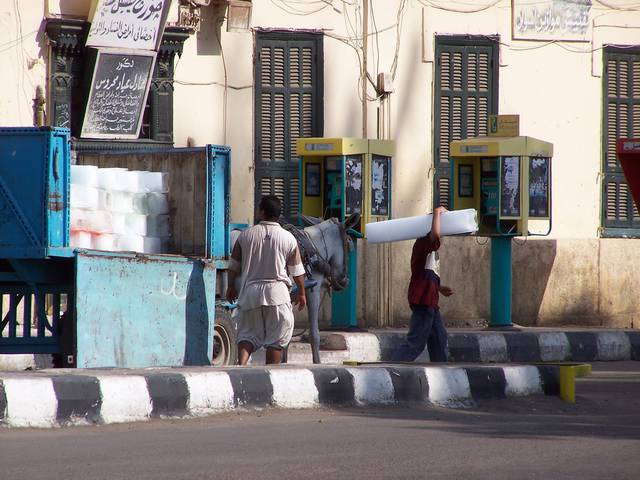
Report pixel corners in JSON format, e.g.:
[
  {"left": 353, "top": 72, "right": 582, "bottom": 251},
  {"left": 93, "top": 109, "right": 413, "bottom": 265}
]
[
  {"left": 249, "top": 341, "right": 351, "bottom": 365},
  {"left": 0, "top": 354, "right": 53, "bottom": 371}
]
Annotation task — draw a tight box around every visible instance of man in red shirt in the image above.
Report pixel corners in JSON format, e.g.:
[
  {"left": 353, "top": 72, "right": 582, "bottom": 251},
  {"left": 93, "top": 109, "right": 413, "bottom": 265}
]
[{"left": 391, "top": 206, "right": 454, "bottom": 362}]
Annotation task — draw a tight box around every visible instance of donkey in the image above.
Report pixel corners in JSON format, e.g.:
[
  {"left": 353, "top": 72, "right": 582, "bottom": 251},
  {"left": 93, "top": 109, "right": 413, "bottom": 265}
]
[{"left": 287, "top": 213, "right": 360, "bottom": 364}]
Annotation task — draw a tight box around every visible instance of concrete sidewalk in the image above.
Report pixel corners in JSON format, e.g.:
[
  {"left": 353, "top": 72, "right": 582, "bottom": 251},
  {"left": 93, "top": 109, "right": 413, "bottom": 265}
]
[
  {"left": 0, "top": 363, "right": 560, "bottom": 428},
  {"left": 318, "top": 328, "right": 640, "bottom": 364},
  {"left": 2, "top": 327, "right": 638, "bottom": 370}
]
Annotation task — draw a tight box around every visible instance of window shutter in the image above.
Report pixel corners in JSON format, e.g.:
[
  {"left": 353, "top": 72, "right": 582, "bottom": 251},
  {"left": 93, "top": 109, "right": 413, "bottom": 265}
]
[
  {"left": 434, "top": 39, "right": 497, "bottom": 209},
  {"left": 602, "top": 50, "right": 640, "bottom": 232},
  {"left": 255, "top": 34, "right": 323, "bottom": 221}
]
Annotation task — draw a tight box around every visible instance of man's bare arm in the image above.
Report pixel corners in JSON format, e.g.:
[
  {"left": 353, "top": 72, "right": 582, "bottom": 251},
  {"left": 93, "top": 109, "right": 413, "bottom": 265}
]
[
  {"left": 429, "top": 206, "right": 447, "bottom": 242},
  {"left": 292, "top": 274, "right": 306, "bottom": 311},
  {"left": 226, "top": 242, "right": 242, "bottom": 302}
]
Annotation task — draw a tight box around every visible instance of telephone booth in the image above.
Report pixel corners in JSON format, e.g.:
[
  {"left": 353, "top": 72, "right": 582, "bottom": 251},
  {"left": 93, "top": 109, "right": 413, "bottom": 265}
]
[
  {"left": 450, "top": 132, "right": 553, "bottom": 328},
  {"left": 296, "top": 137, "right": 394, "bottom": 328},
  {"left": 450, "top": 135, "right": 553, "bottom": 236}
]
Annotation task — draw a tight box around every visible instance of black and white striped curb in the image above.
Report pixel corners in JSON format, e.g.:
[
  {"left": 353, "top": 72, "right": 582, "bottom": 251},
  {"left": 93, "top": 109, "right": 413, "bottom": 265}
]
[
  {"left": 0, "top": 364, "right": 559, "bottom": 428},
  {"left": 321, "top": 330, "right": 640, "bottom": 363}
]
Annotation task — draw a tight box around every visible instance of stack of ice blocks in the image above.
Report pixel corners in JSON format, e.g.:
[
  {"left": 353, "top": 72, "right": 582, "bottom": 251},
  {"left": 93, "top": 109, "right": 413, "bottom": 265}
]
[{"left": 69, "top": 165, "right": 170, "bottom": 254}]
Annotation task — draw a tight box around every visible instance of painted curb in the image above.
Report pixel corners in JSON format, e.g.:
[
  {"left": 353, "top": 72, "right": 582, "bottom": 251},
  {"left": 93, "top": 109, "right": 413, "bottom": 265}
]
[
  {"left": 0, "top": 364, "right": 559, "bottom": 428},
  {"left": 325, "top": 330, "right": 640, "bottom": 364}
]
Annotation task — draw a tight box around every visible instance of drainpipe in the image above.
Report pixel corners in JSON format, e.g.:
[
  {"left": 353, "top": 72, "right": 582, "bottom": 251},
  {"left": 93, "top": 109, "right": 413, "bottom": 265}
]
[{"left": 362, "top": 0, "right": 368, "bottom": 138}]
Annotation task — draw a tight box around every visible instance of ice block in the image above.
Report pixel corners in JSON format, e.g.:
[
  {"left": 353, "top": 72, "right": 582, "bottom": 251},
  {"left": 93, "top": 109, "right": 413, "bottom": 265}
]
[
  {"left": 116, "top": 234, "right": 145, "bottom": 252},
  {"left": 70, "top": 185, "right": 100, "bottom": 210},
  {"left": 97, "top": 168, "right": 127, "bottom": 190},
  {"left": 71, "top": 165, "right": 98, "bottom": 187},
  {"left": 133, "top": 192, "right": 170, "bottom": 215},
  {"left": 70, "top": 231, "right": 92, "bottom": 249},
  {"left": 138, "top": 171, "right": 168, "bottom": 193},
  {"left": 365, "top": 209, "right": 478, "bottom": 244},
  {"left": 92, "top": 233, "right": 117, "bottom": 251},
  {"left": 125, "top": 213, "right": 149, "bottom": 236},
  {"left": 147, "top": 214, "right": 170, "bottom": 237}
]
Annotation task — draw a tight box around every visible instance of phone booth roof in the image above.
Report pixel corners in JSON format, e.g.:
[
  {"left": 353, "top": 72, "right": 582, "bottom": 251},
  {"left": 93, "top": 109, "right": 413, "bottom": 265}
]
[
  {"left": 296, "top": 137, "right": 368, "bottom": 156},
  {"left": 450, "top": 136, "right": 553, "bottom": 158}
]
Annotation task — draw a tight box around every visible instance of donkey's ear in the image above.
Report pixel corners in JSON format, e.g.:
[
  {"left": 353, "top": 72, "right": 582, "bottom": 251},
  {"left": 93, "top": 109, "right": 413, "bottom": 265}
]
[
  {"left": 343, "top": 212, "right": 360, "bottom": 230},
  {"left": 298, "top": 214, "right": 323, "bottom": 227}
]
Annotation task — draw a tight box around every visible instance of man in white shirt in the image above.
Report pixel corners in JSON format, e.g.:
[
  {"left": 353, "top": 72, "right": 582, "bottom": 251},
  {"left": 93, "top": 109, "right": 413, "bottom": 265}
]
[{"left": 226, "top": 195, "right": 306, "bottom": 365}]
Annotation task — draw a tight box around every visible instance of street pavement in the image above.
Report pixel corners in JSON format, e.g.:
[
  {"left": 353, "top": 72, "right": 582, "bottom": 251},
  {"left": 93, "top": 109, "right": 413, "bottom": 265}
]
[{"left": 1, "top": 362, "right": 639, "bottom": 480}]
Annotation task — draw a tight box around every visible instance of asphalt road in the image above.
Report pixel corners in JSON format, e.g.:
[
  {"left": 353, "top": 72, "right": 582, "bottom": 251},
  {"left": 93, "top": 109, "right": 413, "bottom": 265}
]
[{"left": 1, "top": 362, "right": 639, "bottom": 480}]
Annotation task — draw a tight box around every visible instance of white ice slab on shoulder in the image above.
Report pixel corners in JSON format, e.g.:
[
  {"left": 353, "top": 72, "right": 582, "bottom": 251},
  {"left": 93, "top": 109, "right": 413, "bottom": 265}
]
[{"left": 365, "top": 209, "right": 478, "bottom": 244}]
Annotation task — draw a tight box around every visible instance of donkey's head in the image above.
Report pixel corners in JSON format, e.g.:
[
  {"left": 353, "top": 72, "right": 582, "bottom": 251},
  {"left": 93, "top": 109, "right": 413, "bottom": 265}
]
[{"left": 301, "top": 213, "right": 360, "bottom": 291}]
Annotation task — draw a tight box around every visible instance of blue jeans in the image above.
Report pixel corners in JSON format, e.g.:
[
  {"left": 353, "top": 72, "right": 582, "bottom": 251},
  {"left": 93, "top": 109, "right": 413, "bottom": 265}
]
[{"left": 391, "top": 305, "right": 448, "bottom": 362}]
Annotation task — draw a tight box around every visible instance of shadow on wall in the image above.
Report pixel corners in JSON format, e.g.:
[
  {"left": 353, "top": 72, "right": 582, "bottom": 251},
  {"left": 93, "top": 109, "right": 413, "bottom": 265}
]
[
  {"left": 512, "top": 238, "right": 557, "bottom": 326},
  {"left": 437, "top": 236, "right": 492, "bottom": 327},
  {"left": 184, "top": 261, "right": 211, "bottom": 365},
  {"left": 55, "top": 0, "right": 90, "bottom": 17},
  {"left": 197, "top": 3, "right": 225, "bottom": 56}
]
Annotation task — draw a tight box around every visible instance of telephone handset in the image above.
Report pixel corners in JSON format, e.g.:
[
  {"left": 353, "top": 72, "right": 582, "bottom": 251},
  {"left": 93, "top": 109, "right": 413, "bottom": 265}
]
[{"left": 324, "top": 170, "right": 342, "bottom": 219}]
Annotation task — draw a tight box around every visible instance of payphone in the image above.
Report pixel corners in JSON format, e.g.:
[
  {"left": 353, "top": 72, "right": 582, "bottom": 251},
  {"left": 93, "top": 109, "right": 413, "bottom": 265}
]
[
  {"left": 296, "top": 137, "right": 395, "bottom": 328},
  {"left": 450, "top": 135, "right": 553, "bottom": 237},
  {"left": 450, "top": 126, "right": 554, "bottom": 328},
  {"left": 297, "top": 138, "right": 368, "bottom": 233}
]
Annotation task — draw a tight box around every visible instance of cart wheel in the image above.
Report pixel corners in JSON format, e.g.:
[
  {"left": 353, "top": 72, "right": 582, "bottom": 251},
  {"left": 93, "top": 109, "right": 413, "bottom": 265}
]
[{"left": 212, "top": 308, "right": 237, "bottom": 366}]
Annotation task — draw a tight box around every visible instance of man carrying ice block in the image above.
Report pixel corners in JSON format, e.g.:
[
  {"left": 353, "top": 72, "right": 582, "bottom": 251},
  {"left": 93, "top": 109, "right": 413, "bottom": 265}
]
[{"left": 391, "top": 206, "right": 454, "bottom": 362}]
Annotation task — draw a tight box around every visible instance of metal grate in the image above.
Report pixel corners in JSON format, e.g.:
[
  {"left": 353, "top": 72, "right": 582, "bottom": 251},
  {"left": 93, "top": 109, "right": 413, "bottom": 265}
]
[{"left": 0, "top": 290, "right": 70, "bottom": 354}]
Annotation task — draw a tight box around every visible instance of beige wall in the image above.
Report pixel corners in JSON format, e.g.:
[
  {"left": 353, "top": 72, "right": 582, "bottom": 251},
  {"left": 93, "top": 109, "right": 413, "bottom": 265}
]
[
  {"left": 1, "top": 1, "right": 640, "bottom": 328},
  {"left": 0, "top": 2, "right": 48, "bottom": 127}
]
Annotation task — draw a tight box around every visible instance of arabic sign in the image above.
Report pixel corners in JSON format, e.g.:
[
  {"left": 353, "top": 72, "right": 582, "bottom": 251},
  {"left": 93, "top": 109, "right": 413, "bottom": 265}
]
[
  {"left": 512, "top": 0, "right": 592, "bottom": 42},
  {"left": 81, "top": 49, "right": 156, "bottom": 139},
  {"left": 488, "top": 114, "right": 520, "bottom": 138},
  {"left": 87, "top": 0, "right": 171, "bottom": 50}
]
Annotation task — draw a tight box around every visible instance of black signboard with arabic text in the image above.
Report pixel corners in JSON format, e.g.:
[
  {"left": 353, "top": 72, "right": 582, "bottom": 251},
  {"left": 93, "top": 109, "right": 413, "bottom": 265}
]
[{"left": 81, "top": 48, "right": 156, "bottom": 139}]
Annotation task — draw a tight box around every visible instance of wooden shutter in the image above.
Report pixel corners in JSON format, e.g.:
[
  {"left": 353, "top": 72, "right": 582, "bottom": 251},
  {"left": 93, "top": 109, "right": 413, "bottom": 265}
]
[
  {"left": 434, "top": 38, "right": 498, "bottom": 209},
  {"left": 602, "top": 49, "right": 640, "bottom": 233},
  {"left": 255, "top": 33, "right": 323, "bottom": 221}
]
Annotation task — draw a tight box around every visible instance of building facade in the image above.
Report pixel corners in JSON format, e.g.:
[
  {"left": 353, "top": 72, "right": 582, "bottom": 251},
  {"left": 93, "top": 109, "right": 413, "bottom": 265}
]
[{"left": 1, "top": 0, "right": 640, "bottom": 328}]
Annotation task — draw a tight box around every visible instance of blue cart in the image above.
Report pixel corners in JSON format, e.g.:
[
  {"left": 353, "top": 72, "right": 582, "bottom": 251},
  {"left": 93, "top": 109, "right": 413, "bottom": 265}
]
[{"left": 0, "top": 127, "right": 234, "bottom": 368}]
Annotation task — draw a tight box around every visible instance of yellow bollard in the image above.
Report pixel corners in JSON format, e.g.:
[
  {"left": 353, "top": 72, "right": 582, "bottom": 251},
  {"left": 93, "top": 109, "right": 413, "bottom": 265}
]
[{"left": 558, "top": 363, "right": 592, "bottom": 403}]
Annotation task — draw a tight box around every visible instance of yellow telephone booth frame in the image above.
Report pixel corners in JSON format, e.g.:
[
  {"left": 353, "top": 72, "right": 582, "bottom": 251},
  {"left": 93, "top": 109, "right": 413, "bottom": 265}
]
[
  {"left": 450, "top": 136, "right": 553, "bottom": 236},
  {"left": 296, "top": 137, "right": 394, "bottom": 234}
]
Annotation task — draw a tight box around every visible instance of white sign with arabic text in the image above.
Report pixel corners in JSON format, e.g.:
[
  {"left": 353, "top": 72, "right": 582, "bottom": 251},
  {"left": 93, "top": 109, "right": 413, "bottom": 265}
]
[
  {"left": 87, "top": 0, "right": 171, "bottom": 50},
  {"left": 512, "top": 0, "right": 592, "bottom": 42}
]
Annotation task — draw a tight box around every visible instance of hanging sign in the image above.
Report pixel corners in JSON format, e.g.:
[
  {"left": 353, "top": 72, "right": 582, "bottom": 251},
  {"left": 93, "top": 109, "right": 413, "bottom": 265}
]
[
  {"left": 87, "top": 0, "right": 172, "bottom": 50},
  {"left": 488, "top": 115, "right": 520, "bottom": 137},
  {"left": 512, "top": 0, "right": 592, "bottom": 42},
  {"left": 81, "top": 49, "right": 156, "bottom": 139}
]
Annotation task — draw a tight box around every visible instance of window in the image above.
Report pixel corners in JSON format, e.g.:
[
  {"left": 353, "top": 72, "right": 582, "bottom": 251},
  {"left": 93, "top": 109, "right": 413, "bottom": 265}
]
[
  {"left": 433, "top": 36, "right": 499, "bottom": 209},
  {"left": 45, "top": 19, "right": 187, "bottom": 150},
  {"left": 602, "top": 47, "right": 640, "bottom": 235},
  {"left": 254, "top": 32, "right": 323, "bottom": 220}
]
